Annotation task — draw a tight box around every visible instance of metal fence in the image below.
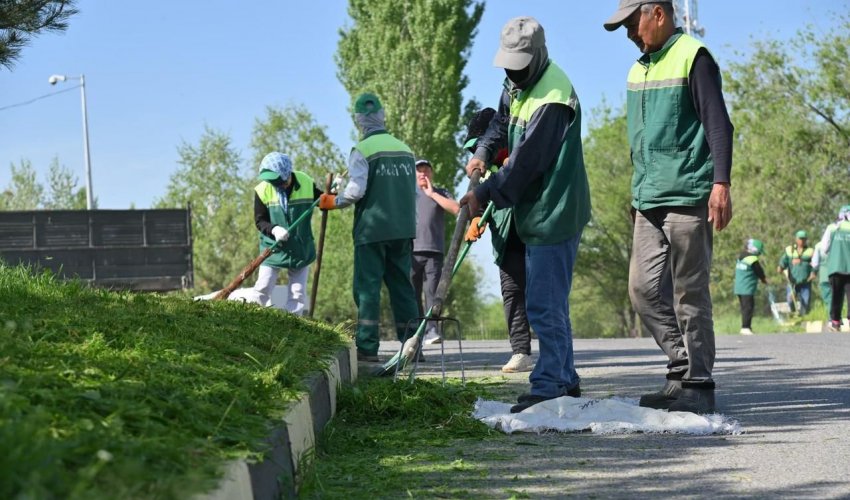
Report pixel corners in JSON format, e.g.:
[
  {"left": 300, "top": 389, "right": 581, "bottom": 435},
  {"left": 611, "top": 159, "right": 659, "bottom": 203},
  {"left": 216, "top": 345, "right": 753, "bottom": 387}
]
[{"left": 0, "top": 208, "right": 193, "bottom": 291}]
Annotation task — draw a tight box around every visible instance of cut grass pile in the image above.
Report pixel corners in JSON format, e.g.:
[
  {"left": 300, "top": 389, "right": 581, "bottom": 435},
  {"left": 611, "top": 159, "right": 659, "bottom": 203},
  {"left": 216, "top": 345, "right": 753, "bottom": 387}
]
[
  {"left": 0, "top": 264, "right": 349, "bottom": 499},
  {"left": 300, "top": 377, "right": 503, "bottom": 498}
]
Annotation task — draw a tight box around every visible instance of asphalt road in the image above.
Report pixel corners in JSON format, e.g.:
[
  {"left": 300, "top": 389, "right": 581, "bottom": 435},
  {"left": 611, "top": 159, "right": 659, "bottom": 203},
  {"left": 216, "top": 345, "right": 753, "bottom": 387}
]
[{"left": 372, "top": 333, "right": 850, "bottom": 498}]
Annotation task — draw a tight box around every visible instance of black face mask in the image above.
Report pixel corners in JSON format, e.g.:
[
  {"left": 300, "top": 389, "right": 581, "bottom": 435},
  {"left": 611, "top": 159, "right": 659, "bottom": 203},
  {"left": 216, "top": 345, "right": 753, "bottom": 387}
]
[
  {"left": 270, "top": 176, "right": 287, "bottom": 188},
  {"left": 506, "top": 67, "right": 530, "bottom": 86}
]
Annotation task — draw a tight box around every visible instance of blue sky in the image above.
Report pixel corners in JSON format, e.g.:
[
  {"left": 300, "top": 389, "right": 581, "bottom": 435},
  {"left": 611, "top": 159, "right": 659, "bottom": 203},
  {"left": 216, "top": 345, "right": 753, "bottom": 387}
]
[{"left": 1, "top": 0, "right": 846, "bottom": 296}]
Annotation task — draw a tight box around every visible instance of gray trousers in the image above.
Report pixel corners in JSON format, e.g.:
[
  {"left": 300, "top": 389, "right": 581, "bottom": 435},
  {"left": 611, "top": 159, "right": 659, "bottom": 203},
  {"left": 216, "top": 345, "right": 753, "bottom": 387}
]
[
  {"left": 629, "top": 205, "right": 715, "bottom": 382},
  {"left": 412, "top": 251, "right": 443, "bottom": 333}
]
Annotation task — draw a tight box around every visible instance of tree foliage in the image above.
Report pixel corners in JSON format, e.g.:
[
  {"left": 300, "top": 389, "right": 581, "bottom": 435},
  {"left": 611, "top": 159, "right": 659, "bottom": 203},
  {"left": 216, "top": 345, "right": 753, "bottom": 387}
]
[
  {"left": 155, "top": 128, "right": 254, "bottom": 292},
  {"left": 0, "top": 157, "right": 85, "bottom": 210},
  {"left": 0, "top": 0, "right": 78, "bottom": 70},
  {"left": 336, "top": 0, "right": 484, "bottom": 189}
]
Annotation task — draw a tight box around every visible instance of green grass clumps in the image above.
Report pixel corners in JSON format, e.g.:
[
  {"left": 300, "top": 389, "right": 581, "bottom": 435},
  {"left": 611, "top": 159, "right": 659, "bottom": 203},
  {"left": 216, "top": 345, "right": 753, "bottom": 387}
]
[
  {"left": 0, "top": 264, "right": 349, "bottom": 499},
  {"left": 300, "top": 377, "right": 501, "bottom": 499}
]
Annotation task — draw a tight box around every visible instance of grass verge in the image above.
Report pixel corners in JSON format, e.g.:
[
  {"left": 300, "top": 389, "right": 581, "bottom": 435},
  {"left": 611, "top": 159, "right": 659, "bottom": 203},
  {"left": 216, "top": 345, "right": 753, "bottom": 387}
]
[
  {"left": 300, "top": 376, "right": 505, "bottom": 499},
  {"left": 0, "top": 264, "right": 349, "bottom": 499}
]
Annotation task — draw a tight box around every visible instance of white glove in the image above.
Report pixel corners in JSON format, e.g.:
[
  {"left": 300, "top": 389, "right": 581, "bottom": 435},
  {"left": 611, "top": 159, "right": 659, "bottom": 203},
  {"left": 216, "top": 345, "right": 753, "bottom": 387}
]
[{"left": 271, "top": 226, "right": 290, "bottom": 242}]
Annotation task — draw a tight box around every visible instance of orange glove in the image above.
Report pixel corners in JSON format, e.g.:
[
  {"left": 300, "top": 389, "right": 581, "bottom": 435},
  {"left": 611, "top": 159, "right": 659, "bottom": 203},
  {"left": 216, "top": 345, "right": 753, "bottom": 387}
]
[
  {"left": 465, "top": 217, "right": 487, "bottom": 242},
  {"left": 319, "top": 193, "right": 337, "bottom": 210}
]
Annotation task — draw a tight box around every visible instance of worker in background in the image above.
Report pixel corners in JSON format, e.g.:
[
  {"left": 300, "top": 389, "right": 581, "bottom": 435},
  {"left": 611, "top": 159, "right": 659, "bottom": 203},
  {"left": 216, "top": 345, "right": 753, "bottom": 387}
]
[
  {"left": 777, "top": 229, "right": 815, "bottom": 315},
  {"left": 734, "top": 238, "right": 767, "bottom": 335},
  {"left": 253, "top": 152, "right": 322, "bottom": 315},
  {"left": 817, "top": 205, "right": 850, "bottom": 332}
]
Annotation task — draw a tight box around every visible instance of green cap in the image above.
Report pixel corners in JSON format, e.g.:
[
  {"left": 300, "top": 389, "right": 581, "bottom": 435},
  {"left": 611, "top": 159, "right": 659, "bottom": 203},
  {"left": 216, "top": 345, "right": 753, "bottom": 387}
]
[
  {"left": 795, "top": 230, "right": 808, "bottom": 239},
  {"left": 747, "top": 238, "right": 764, "bottom": 255},
  {"left": 354, "top": 93, "right": 383, "bottom": 115}
]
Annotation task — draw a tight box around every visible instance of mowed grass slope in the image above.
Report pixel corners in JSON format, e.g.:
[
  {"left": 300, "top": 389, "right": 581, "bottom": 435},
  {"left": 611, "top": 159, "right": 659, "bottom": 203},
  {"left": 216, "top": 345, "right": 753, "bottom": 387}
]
[{"left": 0, "top": 265, "right": 349, "bottom": 499}]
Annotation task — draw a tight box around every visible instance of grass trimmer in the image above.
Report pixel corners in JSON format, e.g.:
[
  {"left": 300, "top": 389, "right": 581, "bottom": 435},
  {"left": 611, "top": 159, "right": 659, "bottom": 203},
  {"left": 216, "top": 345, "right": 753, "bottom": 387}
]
[
  {"left": 214, "top": 198, "right": 321, "bottom": 300},
  {"left": 375, "top": 172, "right": 494, "bottom": 378}
]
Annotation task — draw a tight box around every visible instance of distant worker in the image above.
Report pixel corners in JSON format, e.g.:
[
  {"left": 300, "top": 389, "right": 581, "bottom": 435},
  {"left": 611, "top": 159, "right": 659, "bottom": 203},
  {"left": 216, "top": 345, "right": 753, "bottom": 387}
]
[
  {"left": 461, "top": 17, "right": 592, "bottom": 413},
  {"left": 817, "top": 205, "right": 850, "bottom": 332},
  {"left": 777, "top": 229, "right": 815, "bottom": 315},
  {"left": 734, "top": 239, "right": 767, "bottom": 335},
  {"left": 253, "top": 152, "right": 322, "bottom": 315},
  {"left": 318, "top": 93, "right": 419, "bottom": 362},
  {"left": 463, "top": 107, "right": 536, "bottom": 374},
  {"left": 811, "top": 240, "right": 832, "bottom": 319},
  {"left": 605, "top": 0, "right": 734, "bottom": 414},
  {"left": 411, "top": 158, "right": 459, "bottom": 345}
]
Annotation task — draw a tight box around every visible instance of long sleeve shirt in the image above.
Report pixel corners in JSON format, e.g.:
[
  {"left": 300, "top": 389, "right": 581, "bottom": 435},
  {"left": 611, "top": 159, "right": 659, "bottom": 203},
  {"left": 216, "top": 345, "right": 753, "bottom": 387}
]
[{"left": 690, "top": 49, "right": 734, "bottom": 184}]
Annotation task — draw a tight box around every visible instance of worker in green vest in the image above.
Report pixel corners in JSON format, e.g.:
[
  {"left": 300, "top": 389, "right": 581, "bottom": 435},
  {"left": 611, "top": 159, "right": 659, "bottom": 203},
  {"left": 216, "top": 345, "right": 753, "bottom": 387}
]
[
  {"left": 461, "top": 17, "right": 592, "bottom": 413},
  {"left": 605, "top": 0, "right": 734, "bottom": 414},
  {"left": 811, "top": 241, "right": 832, "bottom": 319},
  {"left": 734, "top": 239, "right": 767, "bottom": 336},
  {"left": 463, "top": 107, "right": 535, "bottom": 374},
  {"left": 253, "top": 152, "right": 322, "bottom": 315},
  {"left": 777, "top": 230, "right": 816, "bottom": 315},
  {"left": 318, "top": 93, "right": 419, "bottom": 362},
  {"left": 817, "top": 205, "right": 850, "bottom": 332}
]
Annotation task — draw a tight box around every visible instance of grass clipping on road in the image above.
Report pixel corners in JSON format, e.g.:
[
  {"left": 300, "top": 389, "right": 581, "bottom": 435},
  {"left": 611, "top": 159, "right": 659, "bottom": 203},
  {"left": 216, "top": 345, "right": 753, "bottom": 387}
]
[
  {"left": 0, "top": 264, "right": 349, "bottom": 499},
  {"left": 301, "top": 377, "right": 503, "bottom": 499}
]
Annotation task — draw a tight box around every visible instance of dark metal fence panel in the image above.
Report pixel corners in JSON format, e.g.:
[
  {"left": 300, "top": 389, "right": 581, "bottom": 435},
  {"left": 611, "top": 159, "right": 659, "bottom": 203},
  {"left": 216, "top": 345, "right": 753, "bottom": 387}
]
[{"left": 0, "top": 208, "right": 193, "bottom": 291}]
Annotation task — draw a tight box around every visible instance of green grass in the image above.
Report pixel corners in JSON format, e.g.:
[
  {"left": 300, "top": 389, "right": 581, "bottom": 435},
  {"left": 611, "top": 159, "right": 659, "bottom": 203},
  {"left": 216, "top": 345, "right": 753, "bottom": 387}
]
[
  {"left": 300, "top": 377, "right": 503, "bottom": 499},
  {"left": 0, "top": 264, "right": 349, "bottom": 499}
]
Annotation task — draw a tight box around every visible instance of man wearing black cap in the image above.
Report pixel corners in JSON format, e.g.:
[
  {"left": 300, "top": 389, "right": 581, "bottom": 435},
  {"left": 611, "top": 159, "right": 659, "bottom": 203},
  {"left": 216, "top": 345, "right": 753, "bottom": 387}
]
[
  {"left": 460, "top": 17, "right": 592, "bottom": 413},
  {"left": 411, "top": 159, "right": 459, "bottom": 345},
  {"left": 604, "top": 1, "right": 734, "bottom": 413}
]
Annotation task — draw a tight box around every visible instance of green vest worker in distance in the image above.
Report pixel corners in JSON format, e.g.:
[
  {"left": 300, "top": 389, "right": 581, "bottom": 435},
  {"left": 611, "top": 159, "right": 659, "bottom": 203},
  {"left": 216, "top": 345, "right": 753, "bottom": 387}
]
[
  {"left": 318, "top": 93, "right": 419, "bottom": 362},
  {"left": 734, "top": 239, "right": 767, "bottom": 335},
  {"left": 460, "top": 17, "right": 592, "bottom": 413},
  {"left": 777, "top": 229, "right": 816, "bottom": 315},
  {"left": 817, "top": 205, "right": 850, "bottom": 332},
  {"left": 605, "top": 0, "right": 734, "bottom": 414},
  {"left": 253, "top": 152, "right": 323, "bottom": 315}
]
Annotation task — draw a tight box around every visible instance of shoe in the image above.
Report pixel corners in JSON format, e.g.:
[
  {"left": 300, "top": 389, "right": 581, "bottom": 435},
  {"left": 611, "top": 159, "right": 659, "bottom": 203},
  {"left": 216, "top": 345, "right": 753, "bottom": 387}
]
[
  {"left": 639, "top": 378, "right": 683, "bottom": 410},
  {"left": 828, "top": 321, "right": 841, "bottom": 332},
  {"left": 739, "top": 328, "right": 754, "bottom": 335},
  {"left": 423, "top": 330, "right": 442, "bottom": 345},
  {"left": 501, "top": 353, "right": 535, "bottom": 373},
  {"left": 356, "top": 350, "right": 379, "bottom": 363},
  {"left": 510, "top": 385, "right": 580, "bottom": 413},
  {"left": 668, "top": 381, "right": 716, "bottom": 414}
]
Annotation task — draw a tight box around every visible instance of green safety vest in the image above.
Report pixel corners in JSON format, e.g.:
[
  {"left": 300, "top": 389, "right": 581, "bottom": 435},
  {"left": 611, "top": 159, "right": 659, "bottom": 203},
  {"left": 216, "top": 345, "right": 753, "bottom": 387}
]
[
  {"left": 507, "top": 61, "right": 591, "bottom": 245},
  {"left": 734, "top": 255, "right": 760, "bottom": 296},
  {"left": 826, "top": 221, "right": 850, "bottom": 276},
  {"left": 352, "top": 131, "right": 416, "bottom": 246},
  {"left": 486, "top": 164, "right": 514, "bottom": 266},
  {"left": 780, "top": 245, "right": 815, "bottom": 284},
  {"left": 255, "top": 171, "right": 316, "bottom": 269},
  {"left": 626, "top": 30, "right": 714, "bottom": 210}
]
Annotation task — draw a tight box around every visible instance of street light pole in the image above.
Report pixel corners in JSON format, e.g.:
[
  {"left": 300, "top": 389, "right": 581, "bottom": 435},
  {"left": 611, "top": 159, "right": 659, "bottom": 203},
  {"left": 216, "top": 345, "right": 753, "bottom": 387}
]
[{"left": 49, "top": 73, "right": 94, "bottom": 210}]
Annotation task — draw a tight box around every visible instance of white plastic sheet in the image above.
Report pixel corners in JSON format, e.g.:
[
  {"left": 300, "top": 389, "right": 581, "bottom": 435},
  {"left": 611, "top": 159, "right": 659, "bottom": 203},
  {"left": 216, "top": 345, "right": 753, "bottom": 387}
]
[{"left": 473, "top": 396, "right": 742, "bottom": 435}]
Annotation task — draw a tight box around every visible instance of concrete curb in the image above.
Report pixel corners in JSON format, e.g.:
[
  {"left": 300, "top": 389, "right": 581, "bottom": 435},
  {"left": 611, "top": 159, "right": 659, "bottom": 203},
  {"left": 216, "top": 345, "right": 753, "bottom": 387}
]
[{"left": 197, "top": 343, "right": 357, "bottom": 500}]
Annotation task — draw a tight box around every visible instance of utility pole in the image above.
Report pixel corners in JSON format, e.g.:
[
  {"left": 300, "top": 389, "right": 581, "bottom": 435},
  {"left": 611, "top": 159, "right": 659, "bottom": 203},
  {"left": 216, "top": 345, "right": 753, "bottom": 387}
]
[{"left": 674, "top": 0, "right": 706, "bottom": 38}]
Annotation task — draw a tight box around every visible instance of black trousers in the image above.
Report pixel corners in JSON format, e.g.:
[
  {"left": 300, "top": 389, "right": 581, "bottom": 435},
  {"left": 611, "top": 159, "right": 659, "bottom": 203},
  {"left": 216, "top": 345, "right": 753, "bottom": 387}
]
[
  {"left": 411, "top": 251, "right": 443, "bottom": 333},
  {"left": 829, "top": 273, "right": 850, "bottom": 323},
  {"left": 738, "top": 294, "right": 754, "bottom": 329},
  {"left": 499, "top": 243, "right": 531, "bottom": 355}
]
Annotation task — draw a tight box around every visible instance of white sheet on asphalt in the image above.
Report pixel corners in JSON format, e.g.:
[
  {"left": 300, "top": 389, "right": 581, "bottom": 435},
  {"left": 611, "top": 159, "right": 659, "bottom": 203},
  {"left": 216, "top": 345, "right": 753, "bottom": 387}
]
[{"left": 473, "top": 397, "right": 742, "bottom": 435}]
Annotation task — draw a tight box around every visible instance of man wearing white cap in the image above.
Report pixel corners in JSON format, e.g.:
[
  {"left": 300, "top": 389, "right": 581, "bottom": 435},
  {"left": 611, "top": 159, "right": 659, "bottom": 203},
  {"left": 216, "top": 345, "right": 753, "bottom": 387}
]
[
  {"left": 461, "top": 17, "right": 592, "bottom": 413},
  {"left": 604, "top": 1, "right": 734, "bottom": 413},
  {"left": 253, "top": 152, "right": 323, "bottom": 315}
]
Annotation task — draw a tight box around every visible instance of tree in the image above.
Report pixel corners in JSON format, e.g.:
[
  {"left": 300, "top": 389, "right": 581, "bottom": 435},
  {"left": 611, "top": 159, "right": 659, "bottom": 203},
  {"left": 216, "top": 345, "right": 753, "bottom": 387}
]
[
  {"left": 155, "top": 128, "right": 255, "bottom": 292},
  {"left": 572, "top": 106, "right": 637, "bottom": 338},
  {"left": 336, "top": 0, "right": 484, "bottom": 189},
  {"left": 1, "top": 159, "right": 43, "bottom": 210},
  {"left": 0, "top": 0, "right": 78, "bottom": 70},
  {"left": 44, "top": 157, "right": 86, "bottom": 209},
  {"left": 717, "top": 15, "right": 850, "bottom": 308}
]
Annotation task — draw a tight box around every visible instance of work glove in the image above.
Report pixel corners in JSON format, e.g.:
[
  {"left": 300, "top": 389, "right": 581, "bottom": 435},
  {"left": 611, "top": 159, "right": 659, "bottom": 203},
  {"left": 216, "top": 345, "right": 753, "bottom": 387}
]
[
  {"left": 271, "top": 226, "right": 290, "bottom": 242},
  {"left": 319, "top": 193, "right": 337, "bottom": 210},
  {"left": 465, "top": 216, "right": 487, "bottom": 242}
]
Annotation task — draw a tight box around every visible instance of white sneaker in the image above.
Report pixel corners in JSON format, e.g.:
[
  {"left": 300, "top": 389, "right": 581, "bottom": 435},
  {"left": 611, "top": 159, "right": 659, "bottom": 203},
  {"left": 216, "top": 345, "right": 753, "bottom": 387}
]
[
  {"left": 423, "top": 330, "right": 442, "bottom": 345},
  {"left": 501, "top": 353, "right": 534, "bottom": 373},
  {"left": 740, "top": 328, "right": 754, "bottom": 335}
]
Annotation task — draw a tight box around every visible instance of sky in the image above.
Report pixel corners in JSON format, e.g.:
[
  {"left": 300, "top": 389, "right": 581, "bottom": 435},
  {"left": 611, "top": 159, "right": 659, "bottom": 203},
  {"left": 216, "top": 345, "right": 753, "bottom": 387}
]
[{"left": 1, "top": 0, "right": 847, "bottom": 297}]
